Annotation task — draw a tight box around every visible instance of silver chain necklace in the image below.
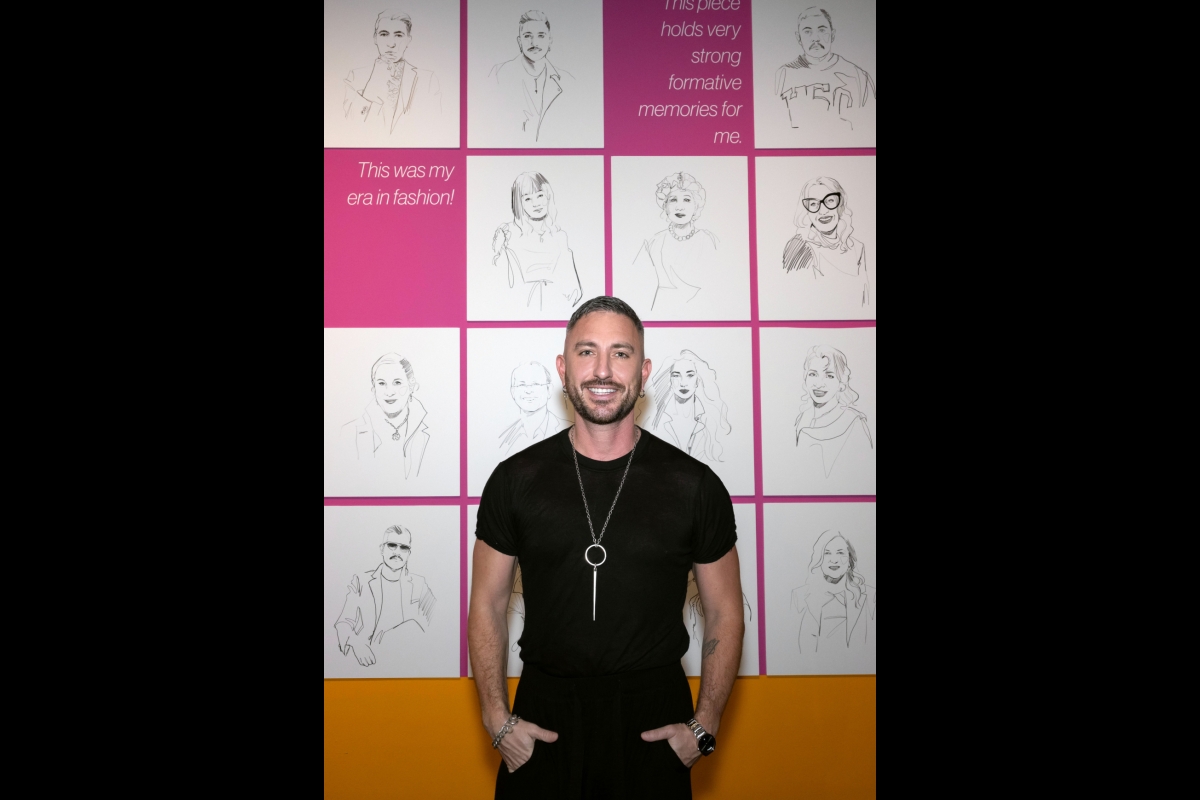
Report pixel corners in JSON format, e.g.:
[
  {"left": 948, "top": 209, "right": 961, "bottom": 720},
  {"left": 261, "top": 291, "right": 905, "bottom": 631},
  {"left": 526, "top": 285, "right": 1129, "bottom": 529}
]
[{"left": 570, "top": 426, "right": 640, "bottom": 621}]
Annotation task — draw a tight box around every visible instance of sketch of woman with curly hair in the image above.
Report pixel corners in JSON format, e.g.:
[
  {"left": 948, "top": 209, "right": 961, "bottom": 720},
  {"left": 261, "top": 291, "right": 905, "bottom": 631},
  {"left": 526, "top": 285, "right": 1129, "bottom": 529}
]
[
  {"left": 644, "top": 349, "right": 731, "bottom": 463},
  {"left": 632, "top": 172, "right": 720, "bottom": 311},
  {"left": 794, "top": 345, "right": 873, "bottom": 477},
  {"left": 491, "top": 171, "right": 583, "bottom": 311},
  {"left": 790, "top": 529, "right": 875, "bottom": 663},
  {"left": 782, "top": 177, "right": 869, "bottom": 308}
]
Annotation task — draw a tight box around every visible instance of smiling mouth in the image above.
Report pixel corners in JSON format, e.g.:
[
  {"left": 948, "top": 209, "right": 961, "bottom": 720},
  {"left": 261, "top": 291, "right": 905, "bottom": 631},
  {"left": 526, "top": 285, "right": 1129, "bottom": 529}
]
[
  {"left": 827, "top": 565, "right": 841, "bottom": 570},
  {"left": 385, "top": 398, "right": 398, "bottom": 404},
  {"left": 585, "top": 384, "right": 619, "bottom": 398},
  {"left": 812, "top": 389, "right": 827, "bottom": 397},
  {"left": 818, "top": 216, "right": 833, "bottom": 224}
]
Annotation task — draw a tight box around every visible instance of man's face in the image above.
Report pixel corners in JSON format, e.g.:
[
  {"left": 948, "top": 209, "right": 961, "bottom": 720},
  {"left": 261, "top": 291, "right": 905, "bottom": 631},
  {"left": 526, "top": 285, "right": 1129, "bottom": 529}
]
[
  {"left": 557, "top": 312, "right": 651, "bottom": 426},
  {"left": 511, "top": 364, "right": 551, "bottom": 412},
  {"left": 518, "top": 20, "right": 551, "bottom": 62},
  {"left": 375, "top": 20, "right": 411, "bottom": 63},
  {"left": 804, "top": 356, "right": 840, "bottom": 406},
  {"left": 381, "top": 529, "right": 412, "bottom": 570},
  {"left": 521, "top": 186, "right": 549, "bottom": 221},
  {"left": 670, "top": 359, "right": 698, "bottom": 401},
  {"left": 820, "top": 536, "right": 849, "bottom": 583},
  {"left": 665, "top": 190, "right": 698, "bottom": 226},
  {"left": 797, "top": 15, "right": 834, "bottom": 58},
  {"left": 373, "top": 363, "right": 414, "bottom": 415}
]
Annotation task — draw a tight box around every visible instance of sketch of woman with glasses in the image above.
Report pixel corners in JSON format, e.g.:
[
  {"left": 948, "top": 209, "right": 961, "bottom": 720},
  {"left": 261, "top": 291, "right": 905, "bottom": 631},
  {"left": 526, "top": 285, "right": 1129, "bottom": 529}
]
[
  {"left": 632, "top": 172, "right": 720, "bottom": 311},
  {"left": 492, "top": 171, "right": 583, "bottom": 311},
  {"left": 782, "top": 177, "right": 869, "bottom": 308}
]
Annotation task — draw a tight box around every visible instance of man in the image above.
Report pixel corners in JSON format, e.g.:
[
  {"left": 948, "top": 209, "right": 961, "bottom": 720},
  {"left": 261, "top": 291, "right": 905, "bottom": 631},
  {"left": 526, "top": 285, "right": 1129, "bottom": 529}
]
[
  {"left": 775, "top": 7, "right": 876, "bottom": 131},
  {"left": 489, "top": 10, "right": 575, "bottom": 142},
  {"left": 469, "top": 296, "right": 745, "bottom": 798},
  {"left": 344, "top": 11, "right": 442, "bottom": 134},
  {"left": 342, "top": 352, "right": 429, "bottom": 478},
  {"left": 498, "top": 361, "right": 567, "bottom": 456},
  {"left": 335, "top": 525, "right": 437, "bottom": 667}
]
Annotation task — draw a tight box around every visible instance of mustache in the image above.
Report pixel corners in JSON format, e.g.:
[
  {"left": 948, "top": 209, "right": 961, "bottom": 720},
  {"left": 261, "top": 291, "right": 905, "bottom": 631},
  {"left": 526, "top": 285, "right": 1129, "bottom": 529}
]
[{"left": 582, "top": 379, "right": 624, "bottom": 389}]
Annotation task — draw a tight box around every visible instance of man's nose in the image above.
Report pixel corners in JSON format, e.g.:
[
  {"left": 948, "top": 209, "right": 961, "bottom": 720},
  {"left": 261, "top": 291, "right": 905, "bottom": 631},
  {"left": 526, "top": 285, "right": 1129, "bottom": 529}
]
[{"left": 594, "top": 358, "right": 612, "bottom": 380}]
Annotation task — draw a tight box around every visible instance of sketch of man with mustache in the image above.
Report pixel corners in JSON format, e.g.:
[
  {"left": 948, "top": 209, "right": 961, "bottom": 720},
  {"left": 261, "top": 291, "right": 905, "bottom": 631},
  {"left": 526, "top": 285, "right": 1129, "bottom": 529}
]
[
  {"left": 489, "top": 9, "right": 576, "bottom": 143},
  {"left": 775, "top": 6, "right": 876, "bottom": 132},
  {"left": 334, "top": 525, "right": 437, "bottom": 668}
]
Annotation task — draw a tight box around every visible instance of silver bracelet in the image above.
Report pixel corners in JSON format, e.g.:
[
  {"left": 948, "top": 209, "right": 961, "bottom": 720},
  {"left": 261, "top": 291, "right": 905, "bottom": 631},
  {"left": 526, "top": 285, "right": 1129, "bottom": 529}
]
[{"left": 491, "top": 713, "right": 521, "bottom": 749}]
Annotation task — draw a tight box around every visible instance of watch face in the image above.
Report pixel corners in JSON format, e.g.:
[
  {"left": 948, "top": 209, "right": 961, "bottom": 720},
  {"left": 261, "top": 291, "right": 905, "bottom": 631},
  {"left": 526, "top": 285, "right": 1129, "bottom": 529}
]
[{"left": 698, "top": 733, "right": 716, "bottom": 755}]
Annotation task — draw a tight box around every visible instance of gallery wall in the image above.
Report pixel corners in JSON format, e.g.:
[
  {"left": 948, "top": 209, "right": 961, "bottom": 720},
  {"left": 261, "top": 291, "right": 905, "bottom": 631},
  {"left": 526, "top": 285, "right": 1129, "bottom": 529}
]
[{"left": 325, "top": 0, "right": 875, "bottom": 795}]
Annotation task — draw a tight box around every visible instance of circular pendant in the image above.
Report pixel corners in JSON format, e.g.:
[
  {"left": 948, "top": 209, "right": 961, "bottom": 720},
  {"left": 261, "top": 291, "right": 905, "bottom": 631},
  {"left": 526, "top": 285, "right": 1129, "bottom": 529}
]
[
  {"left": 392, "top": 432, "right": 402, "bottom": 441},
  {"left": 584, "top": 544, "right": 607, "bottom": 568}
]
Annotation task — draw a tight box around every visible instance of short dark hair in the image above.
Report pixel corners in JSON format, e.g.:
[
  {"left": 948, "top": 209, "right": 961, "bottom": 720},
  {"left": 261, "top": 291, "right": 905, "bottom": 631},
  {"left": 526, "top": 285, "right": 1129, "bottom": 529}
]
[
  {"left": 519, "top": 9, "right": 549, "bottom": 32},
  {"left": 566, "top": 296, "right": 644, "bottom": 339},
  {"left": 375, "top": 11, "right": 412, "bottom": 36}
]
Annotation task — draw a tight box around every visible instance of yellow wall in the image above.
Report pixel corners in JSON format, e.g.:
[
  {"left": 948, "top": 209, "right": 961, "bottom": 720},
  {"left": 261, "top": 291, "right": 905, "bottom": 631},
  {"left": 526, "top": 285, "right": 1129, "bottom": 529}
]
[{"left": 325, "top": 674, "right": 875, "bottom": 798}]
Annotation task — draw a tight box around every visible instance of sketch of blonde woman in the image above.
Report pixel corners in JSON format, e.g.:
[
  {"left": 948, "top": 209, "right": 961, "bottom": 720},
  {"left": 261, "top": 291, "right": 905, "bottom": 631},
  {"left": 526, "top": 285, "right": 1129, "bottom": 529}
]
[
  {"left": 782, "top": 177, "right": 869, "bottom": 307},
  {"left": 794, "top": 345, "right": 873, "bottom": 477},
  {"left": 645, "top": 349, "right": 730, "bottom": 462},
  {"left": 632, "top": 172, "right": 720, "bottom": 310},
  {"left": 342, "top": 352, "right": 429, "bottom": 478},
  {"left": 491, "top": 171, "right": 583, "bottom": 310},
  {"left": 790, "top": 530, "right": 875, "bottom": 660}
]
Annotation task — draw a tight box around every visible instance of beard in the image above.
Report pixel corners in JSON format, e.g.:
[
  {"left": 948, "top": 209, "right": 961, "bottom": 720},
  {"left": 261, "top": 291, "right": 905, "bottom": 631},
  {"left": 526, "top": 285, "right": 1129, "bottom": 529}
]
[{"left": 565, "top": 378, "right": 640, "bottom": 425}]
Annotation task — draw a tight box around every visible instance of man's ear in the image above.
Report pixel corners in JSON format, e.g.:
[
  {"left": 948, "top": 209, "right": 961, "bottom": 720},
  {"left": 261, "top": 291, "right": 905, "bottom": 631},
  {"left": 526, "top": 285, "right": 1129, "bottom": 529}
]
[
  {"left": 556, "top": 354, "right": 567, "bottom": 385},
  {"left": 830, "top": 27, "right": 835, "bottom": 44},
  {"left": 641, "top": 358, "right": 652, "bottom": 386}
]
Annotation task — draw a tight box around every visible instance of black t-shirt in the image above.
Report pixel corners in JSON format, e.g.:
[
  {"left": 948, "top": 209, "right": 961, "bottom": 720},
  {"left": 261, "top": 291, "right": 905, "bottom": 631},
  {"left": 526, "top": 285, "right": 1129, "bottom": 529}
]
[{"left": 475, "top": 427, "right": 737, "bottom": 678}]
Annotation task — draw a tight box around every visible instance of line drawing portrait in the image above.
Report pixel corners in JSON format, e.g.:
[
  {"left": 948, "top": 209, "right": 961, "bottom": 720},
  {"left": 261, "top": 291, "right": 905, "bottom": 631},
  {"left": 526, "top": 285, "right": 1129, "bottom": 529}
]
[
  {"left": 334, "top": 524, "right": 437, "bottom": 668},
  {"left": 343, "top": 11, "right": 443, "bottom": 134},
  {"left": 491, "top": 172, "right": 583, "bottom": 310},
  {"left": 775, "top": 7, "right": 875, "bottom": 131},
  {"left": 685, "top": 570, "right": 753, "bottom": 650},
  {"left": 644, "top": 350, "right": 731, "bottom": 463},
  {"left": 498, "top": 361, "right": 566, "bottom": 456},
  {"left": 342, "top": 352, "right": 430, "bottom": 477},
  {"left": 793, "top": 345, "right": 873, "bottom": 477},
  {"left": 782, "top": 177, "right": 869, "bottom": 307},
  {"left": 790, "top": 530, "right": 875, "bottom": 660},
  {"left": 488, "top": 10, "right": 575, "bottom": 142},
  {"left": 632, "top": 172, "right": 721, "bottom": 311}
]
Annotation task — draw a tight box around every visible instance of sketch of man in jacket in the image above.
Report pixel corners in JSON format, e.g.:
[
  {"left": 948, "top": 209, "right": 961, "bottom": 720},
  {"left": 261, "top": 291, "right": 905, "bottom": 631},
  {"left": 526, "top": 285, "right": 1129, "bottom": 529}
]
[
  {"left": 791, "top": 530, "right": 875, "bottom": 665},
  {"left": 643, "top": 349, "right": 731, "bottom": 463},
  {"left": 335, "top": 525, "right": 437, "bottom": 667},
  {"left": 488, "top": 10, "right": 575, "bottom": 142},
  {"left": 343, "top": 10, "right": 442, "bottom": 134},
  {"left": 775, "top": 7, "right": 875, "bottom": 131},
  {"left": 342, "top": 352, "right": 430, "bottom": 478},
  {"left": 498, "top": 361, "right": 566, "bottom": 456}
]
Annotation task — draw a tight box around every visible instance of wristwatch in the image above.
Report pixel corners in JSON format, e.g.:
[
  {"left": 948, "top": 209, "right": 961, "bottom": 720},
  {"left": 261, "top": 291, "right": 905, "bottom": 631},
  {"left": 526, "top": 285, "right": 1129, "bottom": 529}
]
[{"left": 685, "top": 718, "right": 716, "bottom": 756}]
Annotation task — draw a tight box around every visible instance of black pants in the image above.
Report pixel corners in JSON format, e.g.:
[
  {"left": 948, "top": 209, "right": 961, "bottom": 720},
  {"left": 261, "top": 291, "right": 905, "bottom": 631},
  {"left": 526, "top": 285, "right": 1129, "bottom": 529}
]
[{"left": 496, "top": 662, "right": 695, "bottom": 800}]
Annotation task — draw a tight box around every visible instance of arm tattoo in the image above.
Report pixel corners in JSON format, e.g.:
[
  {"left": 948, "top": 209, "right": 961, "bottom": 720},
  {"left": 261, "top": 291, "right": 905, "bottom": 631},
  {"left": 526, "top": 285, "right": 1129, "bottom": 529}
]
[{"left": 702, "top": 638, "right": 719, "bottom": 659}]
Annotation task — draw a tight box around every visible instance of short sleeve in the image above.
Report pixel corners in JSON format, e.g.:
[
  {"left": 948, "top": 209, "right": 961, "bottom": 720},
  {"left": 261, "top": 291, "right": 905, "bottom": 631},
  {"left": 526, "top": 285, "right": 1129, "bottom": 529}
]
[
  {"left": 690, "top": 466, "right": 737, "bottom": 564},
  {"left": 475, "top": 462, "right": 518, "bottom": 556}
]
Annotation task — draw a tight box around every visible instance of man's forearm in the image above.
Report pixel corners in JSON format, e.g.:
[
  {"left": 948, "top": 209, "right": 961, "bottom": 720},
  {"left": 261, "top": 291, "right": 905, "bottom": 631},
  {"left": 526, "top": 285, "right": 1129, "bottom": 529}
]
[
  {"left": 468, "top": 604, "right": 512, "bottom": 734},
  {"left": 693, "top": 612, "right": 744, "bottom": 735}
]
